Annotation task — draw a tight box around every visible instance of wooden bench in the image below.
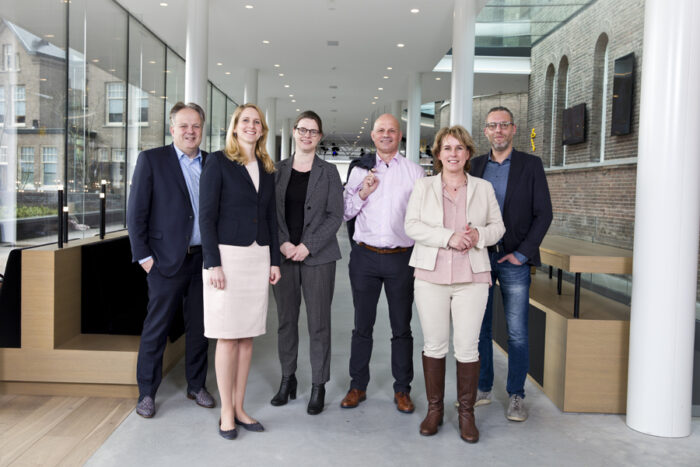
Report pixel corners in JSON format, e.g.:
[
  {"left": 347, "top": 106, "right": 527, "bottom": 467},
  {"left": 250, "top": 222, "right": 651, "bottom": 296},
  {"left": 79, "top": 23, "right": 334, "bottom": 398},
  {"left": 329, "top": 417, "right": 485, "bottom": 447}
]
[
  {"left": 0, "top": 232, "right": 185, "bottom": 397},
  {"left": 539, "top": 235, "right": 633, "bottom": 317}
]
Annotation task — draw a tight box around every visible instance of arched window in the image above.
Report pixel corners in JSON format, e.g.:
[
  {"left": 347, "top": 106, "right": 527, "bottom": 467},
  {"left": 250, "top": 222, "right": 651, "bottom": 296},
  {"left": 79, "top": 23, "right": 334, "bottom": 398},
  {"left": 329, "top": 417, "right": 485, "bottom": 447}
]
[
  {"left": 553, "top": 56, "right": 569, "bottom": 166},
  {"left": 590, "top": 34, "right": 609, "bottom": 162},
  {"left": 543, "top": 64, "right": 555, "bottom": 167}
]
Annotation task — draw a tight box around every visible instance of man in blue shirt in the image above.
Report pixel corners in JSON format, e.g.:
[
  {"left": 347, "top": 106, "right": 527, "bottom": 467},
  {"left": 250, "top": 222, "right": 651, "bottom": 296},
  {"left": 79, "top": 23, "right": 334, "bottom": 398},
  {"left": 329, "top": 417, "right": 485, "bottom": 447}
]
[
  {"left": 127, "top": 102, "right": 214, "bottom": 418},
  {"left": 469, "top": 106, "right": 552, "bottom": 422}
]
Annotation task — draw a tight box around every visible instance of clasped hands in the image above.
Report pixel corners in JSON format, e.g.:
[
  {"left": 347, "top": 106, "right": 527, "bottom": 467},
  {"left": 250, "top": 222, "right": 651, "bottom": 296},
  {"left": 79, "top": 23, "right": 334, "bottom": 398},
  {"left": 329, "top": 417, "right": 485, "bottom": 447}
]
[
  {"left": 447, "top": 225, "right": 479, "bottom": 253},
  {"left": 208, "top": 264, "right": 281, "bottom": 289},
  {"left": 280, "top": 242, "right": 310, "bottom": 262}
]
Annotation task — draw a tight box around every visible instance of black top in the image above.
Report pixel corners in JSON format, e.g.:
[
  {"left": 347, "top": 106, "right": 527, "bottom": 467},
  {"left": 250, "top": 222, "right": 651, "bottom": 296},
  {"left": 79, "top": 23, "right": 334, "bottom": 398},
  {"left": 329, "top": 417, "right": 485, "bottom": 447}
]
[{"left": 285, "top": 168, "right": 310, "bottom": 245}]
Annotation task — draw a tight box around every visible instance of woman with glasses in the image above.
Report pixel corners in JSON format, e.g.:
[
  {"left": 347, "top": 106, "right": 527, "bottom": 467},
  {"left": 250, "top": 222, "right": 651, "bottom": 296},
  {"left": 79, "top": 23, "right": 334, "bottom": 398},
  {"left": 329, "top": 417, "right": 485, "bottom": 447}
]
[
  {"left": 200, "top": 103, "right": 281, "bottom": 440},
  {"left": 404, "top": 125, "right": 504, "bottom": 443},
  {"left": 270, "top": 110, "right": 344, "bottom": 415}
]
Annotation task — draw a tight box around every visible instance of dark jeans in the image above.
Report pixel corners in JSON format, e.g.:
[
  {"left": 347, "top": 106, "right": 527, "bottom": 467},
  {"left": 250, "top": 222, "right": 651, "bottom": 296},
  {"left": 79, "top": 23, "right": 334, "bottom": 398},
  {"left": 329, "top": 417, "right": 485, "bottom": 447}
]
[
  {"left": 348, "top": 244, "right": 414, "bottom": 393},
  {"left": 478, "top": 251, "right": 531, "bottom": 398},
  {"left": 137, "top": 252, "right": 208, "bottom": 400}
]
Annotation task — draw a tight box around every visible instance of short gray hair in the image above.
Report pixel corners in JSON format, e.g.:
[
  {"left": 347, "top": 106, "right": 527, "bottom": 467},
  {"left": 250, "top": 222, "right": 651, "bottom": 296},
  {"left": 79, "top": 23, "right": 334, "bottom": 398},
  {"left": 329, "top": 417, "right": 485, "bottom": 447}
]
[{"left": 169, "top": 102, "right": 206, "bottom": 125}]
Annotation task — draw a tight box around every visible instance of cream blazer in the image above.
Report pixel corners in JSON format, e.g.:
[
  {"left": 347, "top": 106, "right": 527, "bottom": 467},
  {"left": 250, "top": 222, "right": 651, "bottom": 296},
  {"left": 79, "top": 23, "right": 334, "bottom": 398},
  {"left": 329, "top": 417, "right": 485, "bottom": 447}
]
[{"left": 405, "top": 173, "right": 505, "bottom": 273}]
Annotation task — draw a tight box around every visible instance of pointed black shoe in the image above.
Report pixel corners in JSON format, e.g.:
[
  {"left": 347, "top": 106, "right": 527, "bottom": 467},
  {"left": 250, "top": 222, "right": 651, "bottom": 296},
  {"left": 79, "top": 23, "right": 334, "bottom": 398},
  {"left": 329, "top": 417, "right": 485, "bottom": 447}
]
[
  {"left": 307, "top": 383, "right": 326, "bottom": 415},
  {"left": 271, "top": 374, "right": 297, "bottom": 406}
]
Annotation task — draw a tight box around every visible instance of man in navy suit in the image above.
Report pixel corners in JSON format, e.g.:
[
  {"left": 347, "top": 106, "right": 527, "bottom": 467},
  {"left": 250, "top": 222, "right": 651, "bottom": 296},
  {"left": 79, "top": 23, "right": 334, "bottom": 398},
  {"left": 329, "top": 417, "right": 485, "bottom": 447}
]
[
  {"left": 469, "top": 106, "right": 552, "bottom": 422},
  {"left": 127, "top": 102, "right": 214, "bottom": 418}
]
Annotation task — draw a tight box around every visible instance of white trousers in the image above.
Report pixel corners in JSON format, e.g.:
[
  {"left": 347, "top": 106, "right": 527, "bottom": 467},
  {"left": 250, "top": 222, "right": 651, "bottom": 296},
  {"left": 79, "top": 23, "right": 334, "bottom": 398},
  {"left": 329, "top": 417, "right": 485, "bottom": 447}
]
[{"left": 414, "top": 279, "right": 489, "bottom": 363}]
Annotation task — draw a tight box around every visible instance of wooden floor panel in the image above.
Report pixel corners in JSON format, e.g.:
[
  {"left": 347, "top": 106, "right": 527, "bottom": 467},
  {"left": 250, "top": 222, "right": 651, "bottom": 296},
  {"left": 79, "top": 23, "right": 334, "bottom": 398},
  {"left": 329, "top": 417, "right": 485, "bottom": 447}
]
[{"left": 0, "top": 395, "right": 133, "bottom": 466}]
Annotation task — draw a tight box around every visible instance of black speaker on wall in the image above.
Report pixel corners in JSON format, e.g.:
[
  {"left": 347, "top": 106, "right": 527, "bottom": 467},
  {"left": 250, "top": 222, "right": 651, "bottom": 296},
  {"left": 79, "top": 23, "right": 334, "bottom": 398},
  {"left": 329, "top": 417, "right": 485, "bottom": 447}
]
[
  {"left": 562, "top": 103, "right": 586, "bottom": 145},
  {"left": 611, "top": 53, "right": 635, "bottom": 136}
]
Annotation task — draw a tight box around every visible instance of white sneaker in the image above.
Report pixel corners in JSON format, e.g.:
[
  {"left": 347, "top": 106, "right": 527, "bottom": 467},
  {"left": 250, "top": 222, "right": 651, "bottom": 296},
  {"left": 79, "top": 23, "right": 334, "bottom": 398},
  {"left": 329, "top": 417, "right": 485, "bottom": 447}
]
[
  {"left": 506, "top": 394, "right": 527, "bottom": 421},
  {"left": 474, "top": 390, "right": 492, "bottom": 407}
]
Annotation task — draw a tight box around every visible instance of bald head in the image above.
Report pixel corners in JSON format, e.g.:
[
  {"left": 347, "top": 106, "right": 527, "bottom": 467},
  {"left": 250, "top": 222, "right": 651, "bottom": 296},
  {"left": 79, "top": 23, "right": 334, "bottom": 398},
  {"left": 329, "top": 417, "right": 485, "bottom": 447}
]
[{"left": 371, "top": 114, "right": 402, "bottom": 160}]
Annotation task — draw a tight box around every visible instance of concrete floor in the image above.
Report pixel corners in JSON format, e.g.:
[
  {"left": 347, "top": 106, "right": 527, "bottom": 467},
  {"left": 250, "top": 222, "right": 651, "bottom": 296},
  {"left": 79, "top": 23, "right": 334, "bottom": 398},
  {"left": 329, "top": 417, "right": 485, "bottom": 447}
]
[{"left": 87, "top": 230, "right": 700, "bottom": 466}]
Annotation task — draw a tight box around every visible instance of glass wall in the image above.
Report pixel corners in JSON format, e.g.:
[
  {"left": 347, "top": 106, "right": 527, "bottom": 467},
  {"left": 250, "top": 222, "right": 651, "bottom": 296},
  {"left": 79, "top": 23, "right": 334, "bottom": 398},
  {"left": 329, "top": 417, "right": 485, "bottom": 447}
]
[
  {"left": 0, "top": 0, "right": 237, "bottom": 272},
  {"left": 0, "top": 0, "right": 66, "bottom": 265}
]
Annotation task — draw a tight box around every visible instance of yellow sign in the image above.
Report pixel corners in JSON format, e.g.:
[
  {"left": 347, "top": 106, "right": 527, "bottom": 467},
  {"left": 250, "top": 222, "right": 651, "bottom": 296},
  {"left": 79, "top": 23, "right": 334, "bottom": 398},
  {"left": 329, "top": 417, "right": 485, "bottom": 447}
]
[{"left": 530, "top": 128, "right": 536, "bottom": 152}]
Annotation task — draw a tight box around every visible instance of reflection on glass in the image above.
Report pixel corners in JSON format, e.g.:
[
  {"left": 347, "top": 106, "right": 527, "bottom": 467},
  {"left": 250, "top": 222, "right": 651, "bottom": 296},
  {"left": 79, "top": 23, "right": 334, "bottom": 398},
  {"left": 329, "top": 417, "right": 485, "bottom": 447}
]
[
  {"left": 210, "top": 86, "right": 226, "bottom": 152},
  {"left": 0, "top": 1, "right": 67, "bottom": 268},
  {"left": 164, "top": 48, "right": 185, "bottom": 146}
]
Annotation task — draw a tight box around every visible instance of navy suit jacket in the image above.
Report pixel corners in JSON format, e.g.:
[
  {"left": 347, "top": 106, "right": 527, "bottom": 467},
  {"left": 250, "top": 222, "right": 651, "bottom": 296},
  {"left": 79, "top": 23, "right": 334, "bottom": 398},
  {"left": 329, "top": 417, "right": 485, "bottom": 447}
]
[
  {"left": 469, "top": 149, "right": 552, "bottom": 266},
  {"left": 199, "top": 151, "right": 280, "bottom": 269},
  {"left": 127, "top": 144, "right": 207, "bottom": 278}
]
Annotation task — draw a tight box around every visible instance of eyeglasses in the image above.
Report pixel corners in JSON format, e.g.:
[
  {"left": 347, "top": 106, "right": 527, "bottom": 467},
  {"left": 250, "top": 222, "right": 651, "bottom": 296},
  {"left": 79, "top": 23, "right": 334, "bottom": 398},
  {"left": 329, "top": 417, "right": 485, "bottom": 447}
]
[
  {"left": 296, "top": 127, "right": 320, "bottom": 136},
  {"left": 485, "top": 122, "right": 514, "bottom": 130}
]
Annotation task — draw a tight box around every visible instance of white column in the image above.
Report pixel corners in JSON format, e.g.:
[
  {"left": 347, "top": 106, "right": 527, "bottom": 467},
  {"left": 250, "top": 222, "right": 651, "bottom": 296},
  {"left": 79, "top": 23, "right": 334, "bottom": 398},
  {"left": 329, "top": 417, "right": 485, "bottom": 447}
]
[
  {"left": 265, "top": 98, "right": 277, "bottom": 161},
  {"left": 450, "top": 0, "right": 477, "bottom": 132},
  {"left": 243, "top": 68, "right": 258, "bottom": 105},
  {"left": 184, "top": 0, "right": 208, "bottom": 107},
  {"left": 281, "top": 118, "right": 291, "bottom": 160},
  {"left": 626, "top": 0, "right": 700, "bottom": 438},
  {"left": 406, "top": 72, "right": 421, "bottom": 164},
  {"left": 391, "top": 100, "right": 402, "bottom": 122}
]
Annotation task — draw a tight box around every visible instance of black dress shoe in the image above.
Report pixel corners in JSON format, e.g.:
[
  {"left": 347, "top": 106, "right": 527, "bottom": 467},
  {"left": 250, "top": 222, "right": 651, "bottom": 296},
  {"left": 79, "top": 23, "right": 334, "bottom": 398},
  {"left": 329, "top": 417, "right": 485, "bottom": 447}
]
[
  {"left": 307, "top": 383, "right": 326, "bottom": 415},
  {"left": 219, "top": 418, "right": 238, "bottom": 440},
  {"left": 235, "top": 417, "right": 265, "bottom": 432},
  {"left": 270, "top": 374, "right": 297, "bottom": 406}
]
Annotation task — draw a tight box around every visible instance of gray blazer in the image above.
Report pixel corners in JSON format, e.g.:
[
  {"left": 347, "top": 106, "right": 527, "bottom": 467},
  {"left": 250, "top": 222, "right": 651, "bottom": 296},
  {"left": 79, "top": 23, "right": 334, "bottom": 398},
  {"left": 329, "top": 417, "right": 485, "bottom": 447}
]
[{"left": 275, "top": 155, "right": 344, "bottom": 266}]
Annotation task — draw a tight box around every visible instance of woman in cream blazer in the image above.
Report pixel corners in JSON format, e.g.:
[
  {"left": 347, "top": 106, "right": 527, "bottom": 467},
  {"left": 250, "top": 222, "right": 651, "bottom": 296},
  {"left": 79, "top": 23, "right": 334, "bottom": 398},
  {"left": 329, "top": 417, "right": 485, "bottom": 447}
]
[{"left": 404, "top": 125, "right": 504, "bottom": 444}]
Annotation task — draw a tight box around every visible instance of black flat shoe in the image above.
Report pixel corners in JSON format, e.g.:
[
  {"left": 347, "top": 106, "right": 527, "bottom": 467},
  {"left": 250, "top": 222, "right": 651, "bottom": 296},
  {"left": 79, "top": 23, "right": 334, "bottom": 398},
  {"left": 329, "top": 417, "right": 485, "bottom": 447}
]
[
  {"left": 235, "top": 417, "right": 265, "bottom": 432},
  {"left": 219, "top": 418, "right": 238, "bottom": 440},
  {"left": 270, "top": 374, "right": 297, "bottom": 406},
  {"left": 307, "top": 383, "right": 326, "bottom": 415}
]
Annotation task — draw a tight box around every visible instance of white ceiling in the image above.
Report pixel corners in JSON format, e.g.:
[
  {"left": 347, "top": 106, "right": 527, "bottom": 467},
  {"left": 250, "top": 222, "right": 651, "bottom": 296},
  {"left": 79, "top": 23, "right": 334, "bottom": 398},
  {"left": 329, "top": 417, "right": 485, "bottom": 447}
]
[{"left": 116, "top": 0, "right": 526, "bottom": 145}]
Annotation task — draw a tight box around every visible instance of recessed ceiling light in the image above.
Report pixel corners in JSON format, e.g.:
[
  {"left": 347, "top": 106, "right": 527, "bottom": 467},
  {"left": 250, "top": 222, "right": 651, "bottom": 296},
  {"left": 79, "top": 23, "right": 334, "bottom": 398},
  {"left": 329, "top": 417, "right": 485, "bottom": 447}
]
[
  {"left": 410, "top": 8, "right": 419, "bottom": 14},
  {"left": 91, "top": 58, "right": 99, "bottom": 63},
  {"left": 378, "top": 87, "right": 383, "bottom": 91},
  {"left": 397, "top": 43, "right": 405, "bottom": 48},
  {"left": 371, "top": 101, "right": 376, "bottom": 105},
  {"left": 159, "top": 2, "right": 168, "bottom": 6},
  {"left": 44, "top": 34, "right": 55, "bottom": 38},
  {"left": 149, "top": 60, "right": 157, "bottom": 64},
  {"left": 109, "top": 68, "right": 116, "bottom": 72},
  {"left": 383, "top": 76, "right": 389, "bottom": 79},
  {"left": 274, "top": 64, "right": 280, "bottom": 67},
  {"left": 289, "top": 94, "right": 294, "bottom": 97},
  {"left": 216, "top": 62, "right": 223, "bottom": 66},
  {"left": 360, "top": 126, "right": 365, "bottom": 130},
  {"left": 387, "top": 66, "right": 393, "bottom": 70},
  {"left": 373, "top": 96, "right": 379, "bottom": 100},
  {"left": 225, "top": 71, "right": 231, "bottom": 75},
  {"left": 296, "top": 108, "right": 300, "bottom": 112},
  {"left": 245, "top": 4, "right": 254, "bottom": 9},
  {"left": 149, "top": 90, "right": 156, "bottom": 94},
  {"left": 40, "top": 78, "right": 47, "bottom": 81},
  {"left": 291, "top": 99, "right": 296, "bottom": 103},
  {"left": 278, "top": 73, "right": 284, "bottom": 77},
  {"left": 284, "top": 84, "right": 290, "bottom": 88},
  {"left": 262, "top": 40, "right": 270, "bottom": 44},
  {"left": 435, "top": 77, "right": 441, "bottom": 80}
]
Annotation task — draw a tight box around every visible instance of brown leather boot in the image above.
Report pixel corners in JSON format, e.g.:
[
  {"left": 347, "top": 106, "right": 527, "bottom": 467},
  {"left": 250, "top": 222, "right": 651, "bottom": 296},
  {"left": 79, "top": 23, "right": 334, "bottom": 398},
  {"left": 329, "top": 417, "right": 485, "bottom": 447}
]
[
  {"left": 456, "top": 360, "right": 480, "bottom": 443},
  {"left": 419, "top": 353, "right": 445, "bottom": 436}
]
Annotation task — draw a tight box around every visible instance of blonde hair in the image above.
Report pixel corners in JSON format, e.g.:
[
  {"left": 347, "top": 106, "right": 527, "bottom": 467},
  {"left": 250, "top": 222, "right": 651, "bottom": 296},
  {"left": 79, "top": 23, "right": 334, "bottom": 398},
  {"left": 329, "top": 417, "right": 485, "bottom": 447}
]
[
  {"left": 431, "top": 125, "right": 476, "bottom": 174},
  {"left": 224, "top": 103, "right": 275, "bottom": 173}
]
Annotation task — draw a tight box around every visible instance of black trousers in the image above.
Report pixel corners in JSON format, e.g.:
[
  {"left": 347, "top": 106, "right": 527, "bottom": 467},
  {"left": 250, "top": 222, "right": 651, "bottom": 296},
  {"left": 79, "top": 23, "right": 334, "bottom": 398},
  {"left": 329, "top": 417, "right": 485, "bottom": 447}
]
[
  {"left": 136, "top": 251, "right": 208, "bottom": 400},
  {"left": 348, "top": 244, "right": 414, "bottom": 393}
]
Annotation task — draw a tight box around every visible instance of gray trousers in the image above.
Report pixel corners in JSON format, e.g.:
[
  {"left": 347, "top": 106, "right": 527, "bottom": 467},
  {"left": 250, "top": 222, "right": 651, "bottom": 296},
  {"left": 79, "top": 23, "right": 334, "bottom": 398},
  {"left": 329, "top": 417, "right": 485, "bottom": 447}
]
[{"left": 272, "top": 260, "right": 336, "bottom": 384}]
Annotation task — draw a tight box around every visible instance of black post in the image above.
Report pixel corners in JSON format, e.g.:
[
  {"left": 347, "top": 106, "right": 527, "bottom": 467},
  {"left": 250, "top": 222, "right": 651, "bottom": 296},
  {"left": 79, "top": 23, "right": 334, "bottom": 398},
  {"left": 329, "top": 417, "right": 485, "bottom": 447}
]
[
  {"left": 574, "top": 273, "right": 581, "bottom": 318},
  {"left": 557, "top": 268, "right": 563, "bottom": 295},
  {"left": 63, "top": 203, "right": 68, "bottom": 244},
  {"left": 99, "top": 180, "right": 106, "bottom": 240},
  {"left": 57, "top": 189, "right": 63, "bottom": 248}
]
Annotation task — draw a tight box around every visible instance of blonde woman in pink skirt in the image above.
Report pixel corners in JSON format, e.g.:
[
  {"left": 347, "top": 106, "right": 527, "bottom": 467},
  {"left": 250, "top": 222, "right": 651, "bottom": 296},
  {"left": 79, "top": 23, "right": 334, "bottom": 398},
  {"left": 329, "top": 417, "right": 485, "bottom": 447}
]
[{"left": 199, "top": 103, "right": 281, "bottom": 440}]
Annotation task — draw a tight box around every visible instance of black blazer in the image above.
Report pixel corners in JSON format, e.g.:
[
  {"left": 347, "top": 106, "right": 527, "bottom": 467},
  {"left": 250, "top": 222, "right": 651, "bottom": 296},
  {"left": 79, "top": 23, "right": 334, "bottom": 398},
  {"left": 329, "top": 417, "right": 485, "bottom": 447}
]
[
  {"left": 127, "top": 144, "right": 207, "bottom": 278},
  {"left": 199, "top": 151, "right": 280, "bottom": 269},
  {"left": 469, "top": 149, "right": 552, "bottom": 266}
]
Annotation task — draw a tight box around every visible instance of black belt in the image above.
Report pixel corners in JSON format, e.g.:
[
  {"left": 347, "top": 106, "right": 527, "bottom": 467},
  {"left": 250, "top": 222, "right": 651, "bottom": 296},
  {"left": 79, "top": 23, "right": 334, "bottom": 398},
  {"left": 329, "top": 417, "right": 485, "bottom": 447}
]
[
  {"left": 487, "top": 244, "right": 506, "bottom": 254},
  {"left": 358, "top": 242, "right": 409, "bottom": 254},
  {"left": 187, "top": 245, "right": 202, "bottom": 255}
]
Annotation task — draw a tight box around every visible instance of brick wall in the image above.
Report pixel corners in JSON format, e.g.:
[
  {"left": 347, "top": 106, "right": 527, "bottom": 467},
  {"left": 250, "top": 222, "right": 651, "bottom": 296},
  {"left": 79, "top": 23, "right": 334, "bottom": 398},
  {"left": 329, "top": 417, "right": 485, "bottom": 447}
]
[{"left": 525, "top": 0, "right": 699, "bottom": 300}]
